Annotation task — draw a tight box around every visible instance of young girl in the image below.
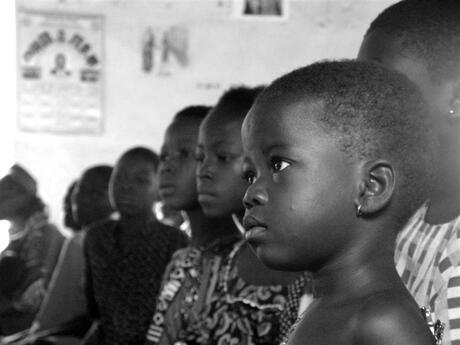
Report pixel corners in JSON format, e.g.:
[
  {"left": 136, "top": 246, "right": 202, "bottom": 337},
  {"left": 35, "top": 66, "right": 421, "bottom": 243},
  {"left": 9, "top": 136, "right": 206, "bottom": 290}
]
[
  {"left": 194, "top": 86, "right": 300, "bottom": 344},
  {"left": 358, "top": 1, "right": 460, "bottom": 343},
  {"left": 145, "top": 106, "right": 242, "bottom": 345},
  {"left": 83, "top": 147, "right": 188, "bottom": 345},
  {"left": 242, "top": 60, "right": 438, "bottom": 345}
]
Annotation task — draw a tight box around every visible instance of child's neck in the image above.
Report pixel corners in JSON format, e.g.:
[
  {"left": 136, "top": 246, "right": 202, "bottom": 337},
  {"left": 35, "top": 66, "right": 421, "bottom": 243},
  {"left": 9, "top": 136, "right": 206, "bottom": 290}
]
[
  {"left": 119, "top": 212, "right": 154, "bottom": 233},
  {"left": 311, "top": 237, "right": 404, "bottom": 304},
  {"left": 426, "top": 142, "right": 460, "bottom": 223},
  {"left": 187, "top": 208, "right": 240, "bottom": 249}
]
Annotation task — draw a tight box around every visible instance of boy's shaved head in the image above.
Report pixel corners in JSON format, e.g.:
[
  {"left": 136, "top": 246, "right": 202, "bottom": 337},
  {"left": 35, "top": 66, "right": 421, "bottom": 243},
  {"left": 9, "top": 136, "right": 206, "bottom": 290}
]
[
  {"left": 120, "top": 146, "right": 159, "bottom": 171},
  {"left": 82, "top": 165, "right": 113, "bottom": 187},
  {"left": 208, "top": 86, "right": 265, "bottom": 122},
  {"left": 173, "top": 105, "right": 211, "bottom": 123},
  {"left": 254, "top": 60, "right": 437, "bottom": 223},
  {"left": 365, "top": 0, "right": 460, "bottom": 83}
]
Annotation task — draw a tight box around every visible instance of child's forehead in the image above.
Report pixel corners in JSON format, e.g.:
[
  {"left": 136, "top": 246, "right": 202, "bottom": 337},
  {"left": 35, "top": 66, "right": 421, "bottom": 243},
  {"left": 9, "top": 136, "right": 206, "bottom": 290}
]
[
  {"left": 248, "top": 95, "right": 323, "bottom": 133},
  {"left": 201, "top": 114, "right": 243, "bottom": 137},
  {"left": 117, "top": 155, "right": 155, "bottom": 170}
]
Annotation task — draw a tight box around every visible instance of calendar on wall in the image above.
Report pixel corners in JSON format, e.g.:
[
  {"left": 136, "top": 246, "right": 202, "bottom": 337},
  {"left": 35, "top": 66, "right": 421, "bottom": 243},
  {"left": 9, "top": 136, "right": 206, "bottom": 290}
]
[{"left": 17, "top": 10, "right": 104, "bottom": 134}]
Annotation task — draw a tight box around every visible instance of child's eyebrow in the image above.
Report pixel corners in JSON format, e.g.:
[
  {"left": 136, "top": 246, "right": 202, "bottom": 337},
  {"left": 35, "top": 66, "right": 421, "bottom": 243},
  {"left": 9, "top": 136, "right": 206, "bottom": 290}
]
[{"left": 262, "top": 143, "right": 291, "bottom": 156}]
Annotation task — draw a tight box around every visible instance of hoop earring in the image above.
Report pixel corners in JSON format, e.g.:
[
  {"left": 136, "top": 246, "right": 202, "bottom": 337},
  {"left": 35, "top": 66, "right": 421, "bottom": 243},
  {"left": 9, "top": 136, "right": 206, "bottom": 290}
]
[
  {"left": 448, "top": 100, "right": 460, "bottom": 118},
  {"left": 356, "top": 204, "right": 363, "bottom": 217}
]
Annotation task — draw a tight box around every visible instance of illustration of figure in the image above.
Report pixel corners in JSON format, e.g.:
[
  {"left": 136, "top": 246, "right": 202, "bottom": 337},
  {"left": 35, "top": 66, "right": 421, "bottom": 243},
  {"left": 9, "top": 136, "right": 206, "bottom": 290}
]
[{"left": 51, "top": 53, "right": 71, "bottom": 77}]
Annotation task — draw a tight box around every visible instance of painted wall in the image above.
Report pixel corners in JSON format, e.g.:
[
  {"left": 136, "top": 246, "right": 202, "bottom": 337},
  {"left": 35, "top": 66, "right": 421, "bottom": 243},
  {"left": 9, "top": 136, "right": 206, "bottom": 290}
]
[{"left": 14, "top": 0, "right": 396, "bottom": 232}]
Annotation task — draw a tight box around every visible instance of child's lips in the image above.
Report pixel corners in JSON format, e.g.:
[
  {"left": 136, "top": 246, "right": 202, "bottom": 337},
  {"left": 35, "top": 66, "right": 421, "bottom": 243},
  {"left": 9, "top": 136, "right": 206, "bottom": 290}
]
[
  {"left": 243, "top": 215, "right": 267, "bottom": 242},
  {"left": 159, "top": 184, "right": 176, "bottom": 195}
]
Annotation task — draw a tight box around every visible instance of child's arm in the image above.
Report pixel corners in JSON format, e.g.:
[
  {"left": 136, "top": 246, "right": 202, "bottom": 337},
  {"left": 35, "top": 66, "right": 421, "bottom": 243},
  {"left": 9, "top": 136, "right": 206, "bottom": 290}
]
[{"left": 353, "top": 301, "right": 435, "bottom": 345}]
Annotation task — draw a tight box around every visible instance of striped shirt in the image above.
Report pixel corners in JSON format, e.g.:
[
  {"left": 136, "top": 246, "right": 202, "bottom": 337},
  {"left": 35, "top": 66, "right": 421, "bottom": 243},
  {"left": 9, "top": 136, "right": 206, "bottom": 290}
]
[{"left": 395, "top": 203, "right": 460, "bottom": 345}]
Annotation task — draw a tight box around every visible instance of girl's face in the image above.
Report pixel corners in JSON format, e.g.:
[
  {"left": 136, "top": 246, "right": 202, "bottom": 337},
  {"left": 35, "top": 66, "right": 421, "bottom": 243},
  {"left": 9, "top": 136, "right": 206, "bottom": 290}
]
[
  {"left": 196, "top": 115, "right": 248, "bottom": 218},
  {"left": 72, "top": 173, "right": 111, "bottom": 227},
  {"left": 159, "top": 118, "right": 200, "bottom": 211},
  {"left": 358, "top": 29, "right": 451, "bottom": 126},
  {"left": 242, "top": 98, "right": 358, "bottom": 272},
  {"left": 109, "top": 155, "right": 158, "bottom": 217},
  {"left": 0, "top": 177, "right": 29, "bottom": 220}
]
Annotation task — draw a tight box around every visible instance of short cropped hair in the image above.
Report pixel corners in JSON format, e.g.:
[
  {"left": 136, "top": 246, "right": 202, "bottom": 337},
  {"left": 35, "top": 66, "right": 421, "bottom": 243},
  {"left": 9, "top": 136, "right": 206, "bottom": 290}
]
[
  {"left": 365, "top": 0, "right": 460, "bottom": 83},
  {"left": 209, "top": 86, "right": 265, "bottom": 121},
  {"left": 256, "top": 60, "right": 437, "bottom": 225},
  {"left": 119, "top": 147, "right": 159, "bottom": 171},
  {"left": 83, "top": 165, "right": 113, "bottom": 187},
  {"left": 173, "top": 105, "right": 212, "bottom": 123}
]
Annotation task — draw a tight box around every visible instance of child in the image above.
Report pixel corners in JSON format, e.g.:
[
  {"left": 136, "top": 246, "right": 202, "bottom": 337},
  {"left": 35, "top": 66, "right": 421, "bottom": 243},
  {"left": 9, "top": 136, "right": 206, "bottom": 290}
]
[
  {"left": 194, "top": 86, "right": 300, "bottom": 344},
  {"left": 145, "top": 105, "right": 242, "bottom": 345},
  {"left": 12, "top": 166, "right": 114, "bottom": 344},
  {"left": 357, "top": 1, "right": 460, "bottom": 343},
  {"left": 0, "top": 165, "right": 64, "bottom": 335},
  {"left": 83, "top": 148, "right": 188, "bottom": 345},
  {"left": 242, "top": 60, "right": 437, "bottom": 344},
  {"left": 63, "top": 180, "right": 81, "bottom": 232}
]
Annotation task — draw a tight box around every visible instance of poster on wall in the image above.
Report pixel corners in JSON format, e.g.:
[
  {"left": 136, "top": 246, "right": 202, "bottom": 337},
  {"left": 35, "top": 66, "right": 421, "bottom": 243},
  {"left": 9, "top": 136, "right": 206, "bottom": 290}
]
[
  {"left": 17, "top": 10, "right": 104, "bottom": 134},
  {"left": 142, "top": 25, "right": 189, "bottom": 77},
  {"left": 232, "top": 0, "right": 289, "bottom": 21}
]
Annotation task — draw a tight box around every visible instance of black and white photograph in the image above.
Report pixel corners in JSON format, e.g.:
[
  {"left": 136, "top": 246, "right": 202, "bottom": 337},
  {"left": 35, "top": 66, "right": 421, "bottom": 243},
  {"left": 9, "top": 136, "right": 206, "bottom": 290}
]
[{"left": 0, "top": 1, "right": 455, "bottom": 345}]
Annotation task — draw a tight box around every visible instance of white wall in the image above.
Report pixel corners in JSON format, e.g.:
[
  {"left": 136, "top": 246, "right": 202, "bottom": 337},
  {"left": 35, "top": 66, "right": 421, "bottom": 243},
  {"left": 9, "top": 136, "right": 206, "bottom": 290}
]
[{"left": 14, "top": 0, "right": 396, "bottom": 232}]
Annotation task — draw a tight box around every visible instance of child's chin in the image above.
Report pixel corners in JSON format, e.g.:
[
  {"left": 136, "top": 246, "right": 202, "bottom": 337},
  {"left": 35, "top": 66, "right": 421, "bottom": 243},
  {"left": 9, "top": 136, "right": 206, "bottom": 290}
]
[
  {"left": 199, "top": 204, "right": 226, "bottom": 218},
  {"left": 256, "top": 248, "right": 292, "bottom": 271}
]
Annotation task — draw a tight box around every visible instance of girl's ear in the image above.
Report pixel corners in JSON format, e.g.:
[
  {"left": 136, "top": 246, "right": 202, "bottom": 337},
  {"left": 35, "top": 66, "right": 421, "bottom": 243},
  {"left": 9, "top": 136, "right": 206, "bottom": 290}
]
[{"left": 355, "top": 160, "right": 395, "bottom": 217}]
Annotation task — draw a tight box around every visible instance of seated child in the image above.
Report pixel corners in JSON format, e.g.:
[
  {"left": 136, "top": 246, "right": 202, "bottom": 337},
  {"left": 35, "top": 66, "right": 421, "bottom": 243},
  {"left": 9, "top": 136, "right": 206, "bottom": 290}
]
[
  {"left": 192, "top": 86, "right": 300, "bottom": 344},
  {"left": 83, "top": 147, "right": 188, "bottom": 345},
  {"left": 5, "top": 166, "right": 114, "bottom": 345},
  {"left": 145, "top": 105, "right": 243, "bottom": 345},
  {"left": 0, "top": 165, "right": 64, "bottom": 336},
  {"left": 63, "top": 180, "right": 81, "bottom": 232},
  {"left": 241, "top": 60, "right": 438, "bottom": 345},
  {"left": 357, "top": 1, "right": 460, "bottom": 343},
  {"left": 33, "top": 166, "right": 114, "bottom": 333}
]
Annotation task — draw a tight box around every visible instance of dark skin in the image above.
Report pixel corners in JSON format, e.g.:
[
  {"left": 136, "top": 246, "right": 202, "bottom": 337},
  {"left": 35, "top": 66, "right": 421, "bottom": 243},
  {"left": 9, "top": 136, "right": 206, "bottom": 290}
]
[
  {"left": 358, "top": 29, "right": 460, "bottom": 224},
  {"left": 71, "top": 169, "right": 113, "bottom": 228},
  {"left": 241, "top": 97, "right": 435, "bottom": 344},
  {"left": 0, "top": 176, "right": 40, "bottom": 228},
  {"left": 196, "top": 112, "right": 298, "bottom": 286},
  {"left": 109, "top": 154, "right": 158, "bottom": 251},
  {"left": 159, "top": 116, "right": 238, "bottom": 247}
]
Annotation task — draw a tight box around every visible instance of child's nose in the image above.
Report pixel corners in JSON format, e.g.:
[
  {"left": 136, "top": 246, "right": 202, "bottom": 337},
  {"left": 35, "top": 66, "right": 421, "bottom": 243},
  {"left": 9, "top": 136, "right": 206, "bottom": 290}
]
[
  {"left": 243, "top": 183, "right": 268, "bottom": 209},
  {"left": 197, "top": 159, "right": 214, "bottom": 181},
  {"left": 159, "top": 161, "right": 175, "bottom": 175}
]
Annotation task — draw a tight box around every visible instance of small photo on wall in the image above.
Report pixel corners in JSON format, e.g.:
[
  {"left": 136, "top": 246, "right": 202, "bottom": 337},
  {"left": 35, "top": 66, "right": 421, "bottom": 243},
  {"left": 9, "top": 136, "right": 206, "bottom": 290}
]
[{"left": 232, "top": 0, "right": 288, "bottom": 21}]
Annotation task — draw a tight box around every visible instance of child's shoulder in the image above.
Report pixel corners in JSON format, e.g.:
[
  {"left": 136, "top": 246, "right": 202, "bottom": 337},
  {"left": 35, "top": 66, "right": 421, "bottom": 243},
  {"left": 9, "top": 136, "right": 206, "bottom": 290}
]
[{"left": 352, "top": 293, "right": 435, "bottom": 345}]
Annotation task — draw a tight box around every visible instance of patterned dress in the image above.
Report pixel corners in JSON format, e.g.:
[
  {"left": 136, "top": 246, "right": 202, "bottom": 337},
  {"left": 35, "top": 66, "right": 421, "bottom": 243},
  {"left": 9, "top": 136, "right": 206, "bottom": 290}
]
[
  {"left": 145, "top": 234, "right": 240, "bottom": 345},
  {"left": 84, "top": 218, "right": 188, "bottom": 345},
  {"left": 146, "top": 239, "right": 291, "bottom": 345},
  {"left": 395, "top": 203, "right": 460, "bottom": 345}
]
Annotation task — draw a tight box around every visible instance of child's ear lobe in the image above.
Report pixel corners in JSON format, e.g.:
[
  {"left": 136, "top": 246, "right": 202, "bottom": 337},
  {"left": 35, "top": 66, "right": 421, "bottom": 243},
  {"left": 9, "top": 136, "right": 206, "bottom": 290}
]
[
  {"left": 448, "top": 84, "right": 460, "bottom": 120},
  {"left": 356, "top": 160, "right": 395, "bottom": 217}
]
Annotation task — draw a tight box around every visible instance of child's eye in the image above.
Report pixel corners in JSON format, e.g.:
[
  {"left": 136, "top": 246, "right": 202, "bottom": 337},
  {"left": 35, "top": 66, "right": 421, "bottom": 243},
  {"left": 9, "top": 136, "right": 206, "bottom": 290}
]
[
  {"left": 243, "top": 171, "right": 256, "bottom": 185},
  {"left": 272, "top": 158, "right": 290, "bottom": 172},
  {"left": 217, "top": 153, "right": 233, "bottom": 163},
  {"left": 195, "top": 151, "right": 204, "bottom": 163},
  {"left": 178, "top": 149, "right": 193, "bottom": 159},
  {"left": 159, "top": 152, "right": 169, "bottom": 162}
]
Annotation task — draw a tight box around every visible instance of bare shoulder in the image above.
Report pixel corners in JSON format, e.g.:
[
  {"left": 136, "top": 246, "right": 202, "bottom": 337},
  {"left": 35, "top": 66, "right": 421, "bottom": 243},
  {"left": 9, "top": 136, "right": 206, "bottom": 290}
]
[{"left": 352, "top": 294, "right": 435, "bottom": 345}]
